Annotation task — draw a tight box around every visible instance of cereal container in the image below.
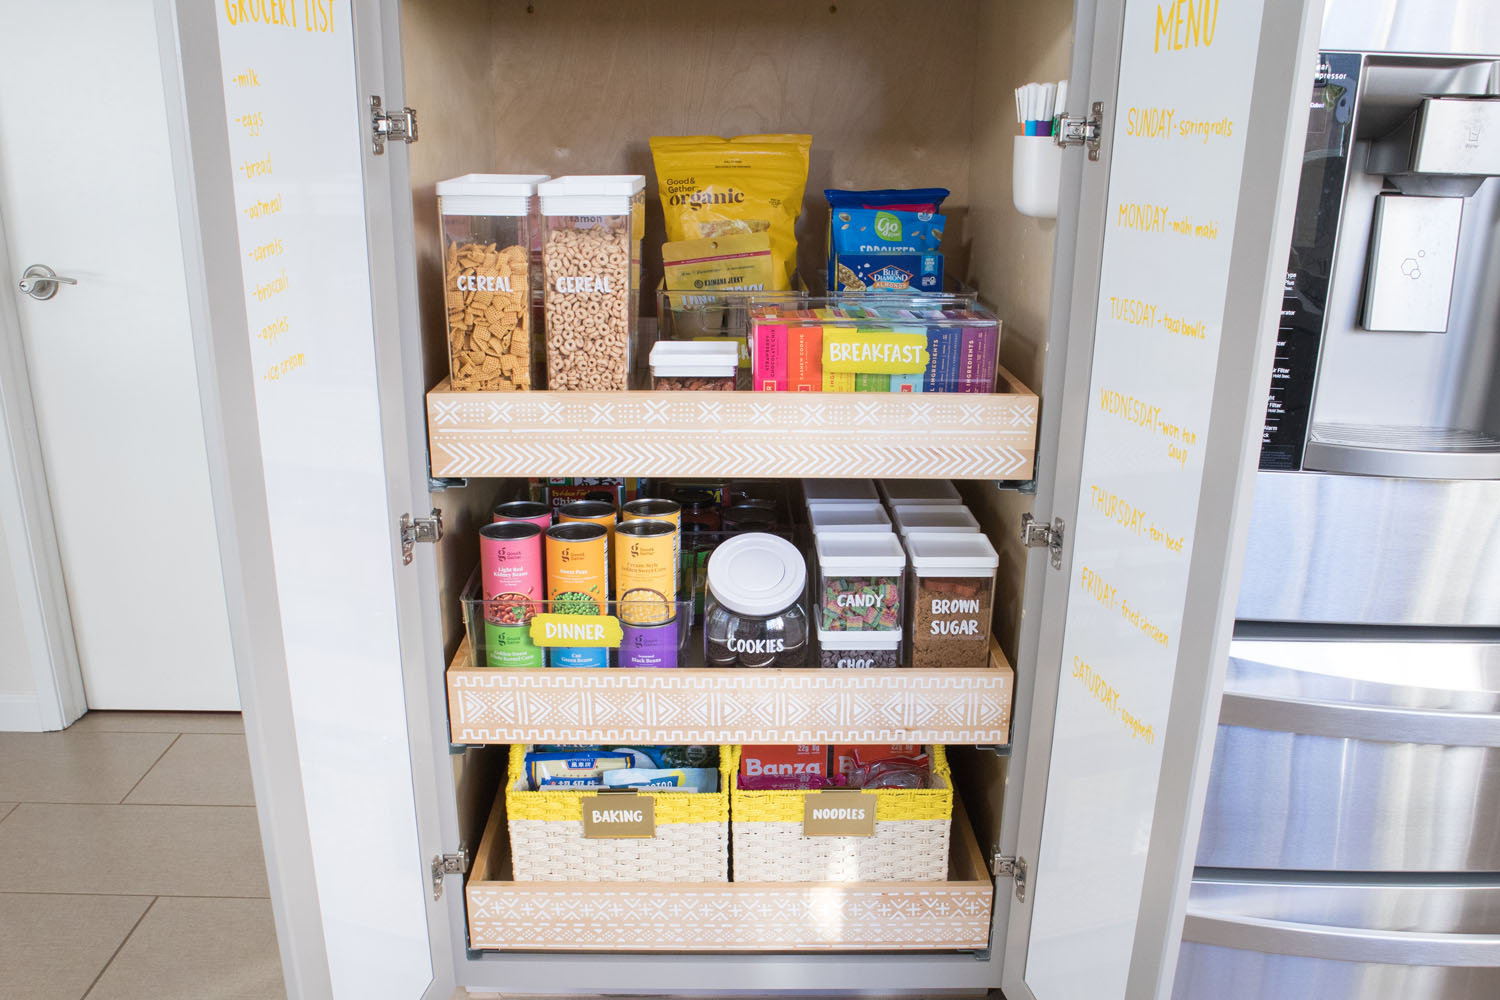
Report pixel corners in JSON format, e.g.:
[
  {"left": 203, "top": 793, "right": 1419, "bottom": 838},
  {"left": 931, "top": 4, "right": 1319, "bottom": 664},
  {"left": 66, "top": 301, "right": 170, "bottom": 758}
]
[
  {"left": 817, "top": 626, "right": 903, "bottom": 669},
  {"left": 905, "top": 533, "right": 998, "bottom": 669},
  {"left": 649, "top": 341, "right": 739, "bottom": 390},
  {"left": 878, "top": 479, "right": 963, "bottom": 507},
  {"left": 539, "top": 175, "right": 645, "bottom": 391},
  {"left": 890, "top": 504, "right": 982, "bottom": 537},
  {"left": 807, "top": 502, "right": 891, "bottom": 534},
  {"left": 436, "top": 174, "right": 548, "bottom": 391},
  {"left": 815, "top": 531, "right": 905, "bottom": 632}
]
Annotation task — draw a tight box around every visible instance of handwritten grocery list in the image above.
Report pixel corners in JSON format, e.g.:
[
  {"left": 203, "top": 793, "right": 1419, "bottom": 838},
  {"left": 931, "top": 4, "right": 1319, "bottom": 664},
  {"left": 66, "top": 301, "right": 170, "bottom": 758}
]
[
  {"left": 214, "top": 3, "right": 433, "bottom": 996},
  {"left": 1025, "top": 0, "right": 1267, "bottom": 996}
]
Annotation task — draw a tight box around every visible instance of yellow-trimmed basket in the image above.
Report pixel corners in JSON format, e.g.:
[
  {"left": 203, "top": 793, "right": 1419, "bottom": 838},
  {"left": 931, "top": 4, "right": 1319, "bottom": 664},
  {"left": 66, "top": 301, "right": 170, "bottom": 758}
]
[
  {"left": 505, "top": 744, "right": 731, "bottom": 882},
  {"left": 729, "top": 744, "right": 953, "bottom": 882}
]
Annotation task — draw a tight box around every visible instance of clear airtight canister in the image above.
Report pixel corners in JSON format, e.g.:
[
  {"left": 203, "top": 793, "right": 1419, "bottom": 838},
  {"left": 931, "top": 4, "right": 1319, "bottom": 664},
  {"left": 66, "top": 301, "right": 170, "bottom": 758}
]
[
  {"left": 703, "top": 532, "right": 808, "bottom": 668},
  {"left": 539, "top": 175, "right": 645, "bottom": 391},
  {"left": 436, "top": 174, "right": 549, "bottom": 391}
]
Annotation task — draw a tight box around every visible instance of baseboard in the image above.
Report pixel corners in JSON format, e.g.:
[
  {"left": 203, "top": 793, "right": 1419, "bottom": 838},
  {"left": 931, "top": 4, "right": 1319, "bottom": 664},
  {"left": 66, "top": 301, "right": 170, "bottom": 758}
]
[{"left": 0, "top": 692, "right": 46, "bottom": 731}]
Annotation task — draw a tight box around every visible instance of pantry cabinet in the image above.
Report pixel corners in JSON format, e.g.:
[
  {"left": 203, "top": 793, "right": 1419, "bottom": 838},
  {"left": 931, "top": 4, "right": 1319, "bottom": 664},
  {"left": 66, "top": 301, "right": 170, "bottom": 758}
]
[{"left": 161, "top": 0, "right": 1323, "bottom": 997}]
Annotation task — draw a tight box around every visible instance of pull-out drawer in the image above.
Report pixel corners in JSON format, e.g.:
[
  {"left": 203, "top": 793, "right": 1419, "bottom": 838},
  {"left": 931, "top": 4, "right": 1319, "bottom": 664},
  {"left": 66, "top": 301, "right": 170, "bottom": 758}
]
[
  {"left": 1197, "top": 638, "right": 1500, "bottom": 871},
  {"left": 464, "top": 783, "right": 995, "bottom": 952},
  {"left": 1175, "top": 878, "right": 1500, "bottom": 1000}
]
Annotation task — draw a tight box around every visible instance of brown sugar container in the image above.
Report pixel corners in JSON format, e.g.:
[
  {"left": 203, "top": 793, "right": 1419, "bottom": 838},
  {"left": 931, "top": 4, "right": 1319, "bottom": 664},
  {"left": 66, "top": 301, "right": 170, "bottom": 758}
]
[{"left": 904, "top": 531, "right": 998, "bottom": 669}]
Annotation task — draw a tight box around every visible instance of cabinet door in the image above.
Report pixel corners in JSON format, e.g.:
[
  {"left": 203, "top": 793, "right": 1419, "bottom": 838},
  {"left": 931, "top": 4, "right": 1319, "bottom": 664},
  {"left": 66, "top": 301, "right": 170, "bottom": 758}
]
[
  {"left": 1002, "top": 0, "right": 1324, "bottom": 998},
  {"left": 165, "top": 1, "right": 454, "bottom": 998}
]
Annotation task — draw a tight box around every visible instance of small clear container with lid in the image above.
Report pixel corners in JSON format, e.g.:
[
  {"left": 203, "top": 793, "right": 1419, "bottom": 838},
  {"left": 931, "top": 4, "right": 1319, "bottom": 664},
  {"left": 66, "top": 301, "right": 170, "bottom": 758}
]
[
  {"left": 808, "top": 502, "right": 891, "bottom": 534},
  {"left": 539, "top": 175, "right": 645, "bottom": 391},
  {"left": 905, "top": 532, "right": 999, "bottom": 669},
  {"left": 891, "top": 504, "right": 982, "bottom": 537},
  {"left": 802, "top": 478, "right": 879, "bottom": 508},
  {"left": 649, "top": 340, "right": 738, "bottom": 390},
  {"left": 704, "top": 532, "right": 808, "bottom": 668},
  {"left": 879, "top": 479, "right": 963, "bottom": 507},
  {"left": 436, "top": 174, "right": 549, "bottom": 391},
  {"left": 815, "top": 531, "right": 905, "bottom": 632},
  {"left": 818, "top": 626, "right": 903, "bottom": 669}
]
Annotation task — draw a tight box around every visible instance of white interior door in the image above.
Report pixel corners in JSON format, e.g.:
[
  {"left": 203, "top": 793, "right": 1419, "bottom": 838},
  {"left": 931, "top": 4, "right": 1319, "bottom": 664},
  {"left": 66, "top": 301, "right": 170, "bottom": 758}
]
[
  {"left": 0, "top": 0, "right": 238, "bottom": 712},
  {"left": 1003, "top": 0, "right": 1324, "bottom": 997}
]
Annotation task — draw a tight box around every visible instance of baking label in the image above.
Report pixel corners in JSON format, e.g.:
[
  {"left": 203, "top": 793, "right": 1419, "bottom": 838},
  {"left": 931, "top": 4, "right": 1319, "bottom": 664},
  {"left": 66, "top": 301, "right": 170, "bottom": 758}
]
[
  {"left": 822, "top": 330, "right": 929, "bottom": 373},
  {"left": 529, "top": 613, "right": 623, "bottom": 647},
  {"left": 580, "top": 793, "right": 656, "bottom": 839},
  {"left": 802, "top": 790, "right": 876, "bottom": 837}
]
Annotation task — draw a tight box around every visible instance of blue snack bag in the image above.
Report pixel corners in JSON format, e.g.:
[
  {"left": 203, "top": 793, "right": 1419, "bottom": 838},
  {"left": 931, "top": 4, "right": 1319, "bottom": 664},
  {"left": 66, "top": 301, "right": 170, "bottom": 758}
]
[
  {"left": 832, "top": 209, "right": 946, "bottom": 256},
  {"left": 824, "top": 187, "right": 949, "bottom": 285}
]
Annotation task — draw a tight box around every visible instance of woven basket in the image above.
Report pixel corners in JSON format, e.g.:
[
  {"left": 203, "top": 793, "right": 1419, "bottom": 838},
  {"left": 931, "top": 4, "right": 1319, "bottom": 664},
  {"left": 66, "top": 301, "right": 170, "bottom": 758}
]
[
  {"left": 729, "top": 745, "right": 953, "bottom": 882},
  {"left": 505, "top": 745, "right": 731, "bottom": 882}
]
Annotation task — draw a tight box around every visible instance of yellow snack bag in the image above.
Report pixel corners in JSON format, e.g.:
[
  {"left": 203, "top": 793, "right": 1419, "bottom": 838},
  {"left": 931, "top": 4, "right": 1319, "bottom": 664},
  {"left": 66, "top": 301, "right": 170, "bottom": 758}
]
[
  {"left": 662, "top": 234, "right": 774, "bottom": 293},
  {"left": 651, "top": 134, "right": 812, "bottom": 291}
]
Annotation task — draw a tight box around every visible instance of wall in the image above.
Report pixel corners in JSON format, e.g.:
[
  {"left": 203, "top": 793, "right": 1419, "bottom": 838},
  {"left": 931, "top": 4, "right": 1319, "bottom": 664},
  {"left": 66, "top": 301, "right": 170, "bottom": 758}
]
[{"left": 0, "top": 523, "right": 38, "bottom": 698}]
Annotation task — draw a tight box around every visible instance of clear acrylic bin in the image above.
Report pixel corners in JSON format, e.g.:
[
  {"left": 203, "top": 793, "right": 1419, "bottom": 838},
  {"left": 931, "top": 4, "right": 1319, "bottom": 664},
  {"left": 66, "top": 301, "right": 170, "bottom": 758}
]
[
  {"left": 815, "top": 531, "right": 906, "bottom": 632},
  {"left": 890, "top": 504, "right": 982, "bottom": 537},
  {"left": 905, "top": 532, "right": 999, "bottom": 669},
  {"left": 463, "top": 596, "right": 694, "bottom": 669}
]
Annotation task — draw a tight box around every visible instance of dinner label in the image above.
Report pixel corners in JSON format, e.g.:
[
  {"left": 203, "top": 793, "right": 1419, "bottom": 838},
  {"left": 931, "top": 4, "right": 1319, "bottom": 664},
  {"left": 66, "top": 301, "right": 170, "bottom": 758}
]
[
  {"left": 802, "top": 789, "right": 876, "bottom": 837},
  {"left": 529, "top": 613, "right": 623, "bottom": 648}
]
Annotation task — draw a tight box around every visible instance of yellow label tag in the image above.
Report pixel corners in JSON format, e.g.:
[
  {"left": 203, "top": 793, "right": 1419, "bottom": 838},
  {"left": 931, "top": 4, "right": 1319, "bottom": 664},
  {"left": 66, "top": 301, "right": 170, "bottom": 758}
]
[
  {"left": 802, "top": 789, "right": 877, "bottom": 837},
  {"left": 581, "top": 792, "right": 656, "bottom": 839},
  {"left": 529, "top": 613, "right": 623, "bottom": 648},
  {"left": 822, "top": 330, "right": 929, "bottom": 373}
]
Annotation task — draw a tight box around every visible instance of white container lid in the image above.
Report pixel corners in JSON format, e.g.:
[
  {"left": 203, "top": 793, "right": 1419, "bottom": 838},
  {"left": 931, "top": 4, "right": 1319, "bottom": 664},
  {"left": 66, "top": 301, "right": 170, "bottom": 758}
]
[
  {"left": 538, "top": 174, "right": 645, "bottom": 217},
  {"left": 707, "top": 532, "right": 806, "bottom": 616},
  {"left": 808, "top": 503, "right": 891, "bottom": 533},
  {"left": 436, "top": 173, "right": 549, "bottom": 216},
  {"left": 891, "top": 504, "right": 981, "bottom": 536},
  {"left": 905, "top": 531, "right": 999, "bottom": 576},
  {"left": 815, "top": 531, "right": 906, "bottom": 576},
  {"left": 818, "top": 624, "right": 903, "bottom": 651},
  {"left": 650, "top": 340, "right": 739, "bottom": 377},
  {"left": 880, "top": 479, "right": 962, "bottom": 506},
  {"left": 802, "top": 479, "right": 879, "bottom": 506}
]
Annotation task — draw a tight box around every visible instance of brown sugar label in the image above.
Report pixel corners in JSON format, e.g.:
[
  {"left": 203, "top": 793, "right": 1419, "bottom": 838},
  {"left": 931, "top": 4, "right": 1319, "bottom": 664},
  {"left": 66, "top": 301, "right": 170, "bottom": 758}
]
[
  {"left": 802, "top": 789, "right": 876, "bottom": 837},
  {"left": 580, "top": 793, "right": 656, "bottom": 839}
]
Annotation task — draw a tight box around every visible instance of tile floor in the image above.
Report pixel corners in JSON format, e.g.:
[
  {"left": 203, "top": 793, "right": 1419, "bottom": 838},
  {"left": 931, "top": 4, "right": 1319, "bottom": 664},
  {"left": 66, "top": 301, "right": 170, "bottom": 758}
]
[{"left": 0, "top": 711, "right": 285, "bottom": 1000}]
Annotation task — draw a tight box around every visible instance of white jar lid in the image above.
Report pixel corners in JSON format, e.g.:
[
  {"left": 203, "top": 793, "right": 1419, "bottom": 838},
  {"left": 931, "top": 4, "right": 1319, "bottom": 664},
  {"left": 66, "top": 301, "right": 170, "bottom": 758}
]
[
  {"left": 815, "top": 531, "right": 906, "bottom": 576},
  {"left": 707, "top": 532, "right": 806, "bottom": 616},
  {"left": 802, "top": 479, "right": 879, "bottom": 505},
  {"left": 808, "top": 503, "right": 891, "bottom": 533},
  {"left": 436, "top": 173, "right": 549, "bottom": 216},
  {"left": 650, "top": 340, "right": 739, "bottom": 377},
  {"left": 879, "top": 479, "right": 962, "bottom": 506},
  {"left": 891, "top": 504, "right": 981, "bottom": 536},
  {"left": 817, "top": 625, "right": 903, "bottom": 651},
  {"left": 538, "top": 174, "right": 645, "bottom": 217},
  {"left": 905, "top": 531, "right": 998, "bottom": 576}
]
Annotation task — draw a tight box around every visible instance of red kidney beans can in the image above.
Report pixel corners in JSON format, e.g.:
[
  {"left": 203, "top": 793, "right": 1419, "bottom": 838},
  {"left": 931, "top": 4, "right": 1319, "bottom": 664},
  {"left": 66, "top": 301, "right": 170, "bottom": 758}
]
[
  {"left": 479, "top": 521, "right": 543, "bottom": 624},
  {"left": 492, "top": 500, "right": 553, "bottom": 531}
]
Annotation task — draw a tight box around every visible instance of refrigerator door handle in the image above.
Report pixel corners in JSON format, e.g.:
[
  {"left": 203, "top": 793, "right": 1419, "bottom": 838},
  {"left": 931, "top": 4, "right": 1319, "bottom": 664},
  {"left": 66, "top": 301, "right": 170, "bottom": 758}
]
[
  {"left": 1183, "top": 909, "right": 1500, "bottom": 966},
  {"left": 1220, "top": 684, "right": 1500, "bottom": 748}
]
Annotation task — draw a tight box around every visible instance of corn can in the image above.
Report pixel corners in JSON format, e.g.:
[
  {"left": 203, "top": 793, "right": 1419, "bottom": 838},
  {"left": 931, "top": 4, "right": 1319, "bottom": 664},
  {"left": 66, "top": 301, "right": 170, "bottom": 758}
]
[{"left": 615, "top": 519, "right": 676, "bottom": 625}]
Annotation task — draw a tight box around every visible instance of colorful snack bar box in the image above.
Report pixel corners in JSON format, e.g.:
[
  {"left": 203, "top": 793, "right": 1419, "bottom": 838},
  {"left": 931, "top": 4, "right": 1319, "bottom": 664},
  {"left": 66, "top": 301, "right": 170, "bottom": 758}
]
[
  {"left": 738, "top": 744, "right": 831, "bottom": 779},
  {"left": 833, "top": 253, "right": 943, "bottom": 293}
]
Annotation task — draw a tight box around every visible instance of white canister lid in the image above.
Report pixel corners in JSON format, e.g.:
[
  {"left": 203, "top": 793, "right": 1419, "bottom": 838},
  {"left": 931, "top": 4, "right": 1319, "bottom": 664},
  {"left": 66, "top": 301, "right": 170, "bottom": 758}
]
[
  {"left": 905, "top": 531, "right": 999, "bottom": 576},
  {"left": 879, "top": 479, "right": 962, "bottom": 506},
  {"left": 538, "top": 174, "right": 645, "bottom": 217},
  {"left": 807, "top": 503, "right": 892, "bottom": 533},
  {"left": 815, "top": 531, "right": 907, "bottom": 576},
  {"left": 891, "top": 504, "right": 981, "bottom": 536},
  {"left": 649, "top": 340, "right": 739, "bottom": 377},
  {"left": 436, "top": 173, "right": 549, "bottom": 216},
  {"left": 707, "top": 532, "right": 807, "bottom": 616},
  {"left": 817, "top": 625, "right": 903, "bottom": 651},
  {"left": 802, "top": 479, "right": 879, "bottom": 505}
]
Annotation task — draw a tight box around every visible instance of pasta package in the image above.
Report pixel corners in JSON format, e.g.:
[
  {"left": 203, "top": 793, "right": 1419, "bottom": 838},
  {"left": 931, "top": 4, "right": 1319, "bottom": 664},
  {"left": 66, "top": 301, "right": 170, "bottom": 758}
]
[{"left": 651, "top": 134, "right": 812, "bottom": 290}]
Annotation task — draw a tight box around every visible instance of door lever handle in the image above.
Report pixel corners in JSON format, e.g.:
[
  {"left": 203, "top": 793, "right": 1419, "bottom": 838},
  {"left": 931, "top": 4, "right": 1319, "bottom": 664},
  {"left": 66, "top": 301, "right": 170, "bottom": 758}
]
[{"left": 18, "top": 264, "right": 78, "bottom": 300}]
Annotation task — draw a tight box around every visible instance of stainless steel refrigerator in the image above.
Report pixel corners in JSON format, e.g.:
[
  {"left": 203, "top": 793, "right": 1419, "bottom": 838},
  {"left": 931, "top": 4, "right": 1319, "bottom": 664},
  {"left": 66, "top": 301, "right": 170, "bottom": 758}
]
[{"left": 1174, "top": 5, "right": 1500, "bottom": 996}]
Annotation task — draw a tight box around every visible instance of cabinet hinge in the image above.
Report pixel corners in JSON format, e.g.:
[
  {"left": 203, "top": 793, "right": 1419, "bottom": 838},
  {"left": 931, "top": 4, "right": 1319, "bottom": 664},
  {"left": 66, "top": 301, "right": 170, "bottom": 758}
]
[
  {"left": 1055, "top": 100, "right": 1104, "bottom": 161},
  {"left": 993, "top": 854, "right": 1028, "bottom": 902},
  {"left": 431, "top": 849, "right": 467, "bottom": 900},
  {"left": 371, "top": 96, "right": 418, "bottom": 154},
  {"left": 400, "top": 509, "right": 443, "bottom": 565},
  {"left": 1021, "top": 513, "right": 1064, "bottom": 570}
]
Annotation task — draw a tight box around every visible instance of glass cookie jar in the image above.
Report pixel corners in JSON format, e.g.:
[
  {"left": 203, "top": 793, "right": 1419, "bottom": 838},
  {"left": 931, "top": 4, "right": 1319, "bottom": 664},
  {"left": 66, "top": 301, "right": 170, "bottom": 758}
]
[{"left": 703, "top": 532, "right": 809, "bottom": 668}]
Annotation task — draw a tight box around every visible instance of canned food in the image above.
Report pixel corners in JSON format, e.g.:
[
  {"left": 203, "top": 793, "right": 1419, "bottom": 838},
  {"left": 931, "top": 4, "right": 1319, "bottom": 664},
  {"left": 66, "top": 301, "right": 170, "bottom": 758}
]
[
  {"left": 545, "top": 522, "right": 608, "bottom": 615},
  {"left": 722, "top": 504, "right": 778, "bottom": 533},
  {"left": 482, "top": 621, "right": 545, "bottom": 669},
  {"left": 615, "top": 519, "right": 676, "bottom": 625},
  {"left": 492, "top": 500, "right": 553, "bottom": 531},
  {"left": 479, "top": 522, "right": 543, "bottom": 622},
  {"left": 558, "top": 499, "right": 617, "bottom": 565},
  {"left": 549, "top": 646, "right": 610, "bottom": 668},
  {"left": 619, "top": 619, "right": 679, "bottom": 668},
  {"left": 622, "top": 498, "right": 681, "bottom": 601},
  {"left": 679, "top": 497, "right": 721, "bottom": 531}
]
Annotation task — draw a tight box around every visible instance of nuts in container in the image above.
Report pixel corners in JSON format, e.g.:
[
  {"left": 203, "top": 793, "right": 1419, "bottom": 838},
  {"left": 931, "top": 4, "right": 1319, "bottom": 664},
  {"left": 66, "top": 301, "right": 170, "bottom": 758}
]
[
  {"left": 435, "top": 174, "right": 548, "bottom": 391},
  {"left": 539, "top": 176, "right": 645, "bottom": 391},
  {"left": 649, "top": 340, "right": 739, "bottom": 390}
]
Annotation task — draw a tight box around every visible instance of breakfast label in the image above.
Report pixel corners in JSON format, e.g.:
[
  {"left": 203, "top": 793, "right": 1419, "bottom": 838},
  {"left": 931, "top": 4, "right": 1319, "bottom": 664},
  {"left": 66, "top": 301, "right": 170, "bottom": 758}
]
[
  {"left": 529, "top": 613, "right": 624, "bottom": 648},
  {"left": 802, "top": 790, "right": 876, "bottom": 837},
  {"left": 581, "top": 793, "right": 656, "bottom": 839},
  {"left": 821, "top": 330, "right": 930, "bottom": 373}
]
